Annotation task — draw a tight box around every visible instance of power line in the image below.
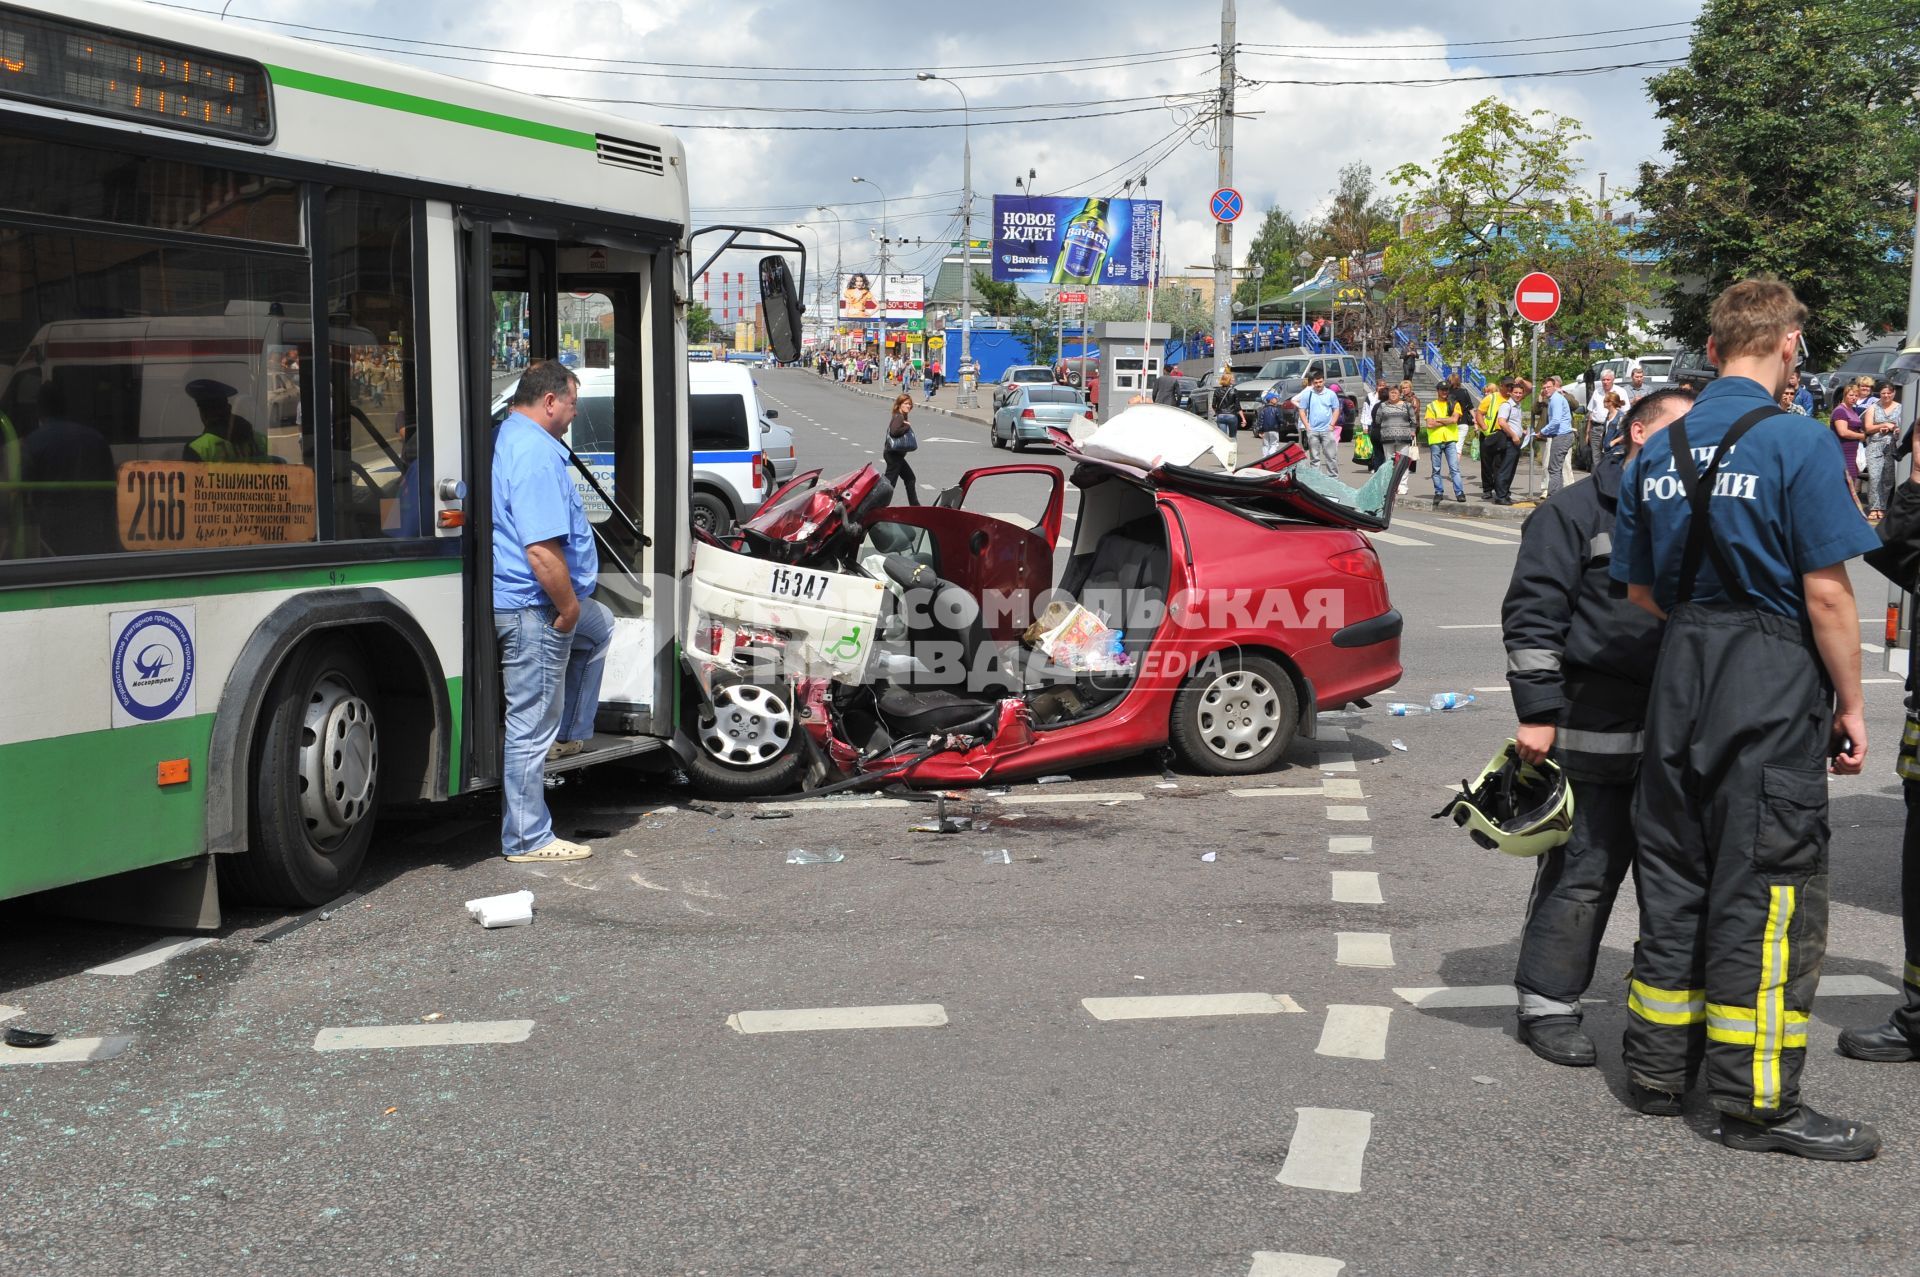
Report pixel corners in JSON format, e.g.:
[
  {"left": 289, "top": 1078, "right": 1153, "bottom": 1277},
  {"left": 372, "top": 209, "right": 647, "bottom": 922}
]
[
  {"left": 1238, "top": 32, "right": 1694, "bottom": 63},
  {"left": 1239, "top": 56, "right": 1690, "bottom": 90},
  {"left": 568, "top": 102, "right": 1195, "bottom": 131},
  {"left": 1238, "top": 20, "right": 1696, "bottom": 51},
  {"left": 548, "top": 91, "right": 1212, "bottom": 117},
  {"left": 147, "top": 3, "right": 1215, "bottom": 82}
]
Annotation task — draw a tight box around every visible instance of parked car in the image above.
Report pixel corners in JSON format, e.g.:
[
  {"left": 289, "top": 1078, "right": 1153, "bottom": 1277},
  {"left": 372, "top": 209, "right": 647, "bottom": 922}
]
[
  {"left": 993, "top": 364, "right": 1056, "bottom": 409},
  {"left": 1585, "top": 352, "right": 1675, "bottom": 389},
  {"left": 679, "top": 404, "right": 1410, "bottom": 795},
  {"left": 1232, "top": 351, "right": 1370, "bottom": 422},
  {"left": 1667, "top": 348, "right": 1717, "bottom": 392},
  {"left": 492, "top": 360, "right": 771, "bottom": 534},
  {"left": 1831, "top": 336, "right": 1909, "bottom": 388},
  {"left": 761, "top": 414, "right": 796, "bottom": 486},
  {"left": 992, "top": 384, "right": 1094, "bottom": 451}
]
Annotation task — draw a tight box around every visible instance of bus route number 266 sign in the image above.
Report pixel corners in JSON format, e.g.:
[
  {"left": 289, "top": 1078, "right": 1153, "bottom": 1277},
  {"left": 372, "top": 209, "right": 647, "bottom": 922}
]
[{"left": 117, "top": 461, "right": 319, "bottom": 551}]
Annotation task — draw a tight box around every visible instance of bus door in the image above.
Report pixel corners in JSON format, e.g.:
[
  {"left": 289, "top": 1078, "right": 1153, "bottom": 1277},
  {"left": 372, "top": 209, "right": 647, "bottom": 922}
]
[{"left": 460, "top": 223, "right": 675, "bottom": 790}]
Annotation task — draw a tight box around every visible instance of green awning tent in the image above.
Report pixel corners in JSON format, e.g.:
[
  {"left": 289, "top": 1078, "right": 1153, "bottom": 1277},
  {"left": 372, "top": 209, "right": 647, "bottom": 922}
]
[{"left": 1261, "top": 278, "right": 1382, "bottom": 314}]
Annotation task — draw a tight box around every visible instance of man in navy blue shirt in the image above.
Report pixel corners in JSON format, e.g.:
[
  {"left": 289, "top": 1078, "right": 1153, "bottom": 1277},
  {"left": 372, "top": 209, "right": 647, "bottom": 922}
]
[
  {"left": 491, "top": 361, "right": 614, "bottom": 864},
  {"left": 1611, "top": 278, "right": 1881, "bottom": 1159}
]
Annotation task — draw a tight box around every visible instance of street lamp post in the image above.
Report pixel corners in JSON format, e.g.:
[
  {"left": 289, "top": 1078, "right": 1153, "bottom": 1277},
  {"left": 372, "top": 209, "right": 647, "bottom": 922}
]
[
  {"left": 852, "top": 176, "right": 888, "bottom": 366},
  {"left": 917, "top": 72, "right": 976, "bottom": 403},
  {"left": 1251, "top": 262, "right": 1265, "bottom": 349},
  {"left": 792, "top": 222, "right": 823, "bottom": 347},
  {"left": 813, "top": 205, "right": 843, "bottom": 350},
  {"left": 1296, "top": 250, "right": 1313, "bottom": 343}
]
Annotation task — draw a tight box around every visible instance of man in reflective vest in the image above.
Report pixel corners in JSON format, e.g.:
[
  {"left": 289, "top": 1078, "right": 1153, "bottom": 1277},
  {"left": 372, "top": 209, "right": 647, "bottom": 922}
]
[
  {"left": 1501, "top": 386, "right": 1693, "bottom": 1067},
  {"left": 1611, "top": 277, "right": 1881, "bottom": 1159}
]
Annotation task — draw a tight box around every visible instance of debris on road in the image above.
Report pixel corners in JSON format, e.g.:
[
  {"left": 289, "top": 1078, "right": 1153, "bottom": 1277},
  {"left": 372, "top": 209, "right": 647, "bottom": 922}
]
[
  {"left": 421, "top": 1013, "right": 445, "bottom": 1023},
  {"left": 465, "top": 890, "right": 535, "bottom": 928},
  {"left": 4, "top": 1027, "right": 56, "bottom": 1048},
  {"left": 1471, "top": 1075, "right": 1499, "bottom": 1086},
  {"left": 1391, "top": 739, "right": 1408, "bottom": 752},
  {"left": 1036, "top": 774, "right": 1073, "bottom": 785},
  {"left": 751, "top": 812, "right": 794, "bottom": 821},
  {"left": 785, "top": 848, "right": 846, "bottom": 865},
  {"left": 1201, "top": 851, "right": 1218, "bottom": 862},
  {"left": 981, "top": 848, "right": 1012, "bottom": 865},
  {"left": 685, "top": 801, "right": 736, "bottom": 819}
]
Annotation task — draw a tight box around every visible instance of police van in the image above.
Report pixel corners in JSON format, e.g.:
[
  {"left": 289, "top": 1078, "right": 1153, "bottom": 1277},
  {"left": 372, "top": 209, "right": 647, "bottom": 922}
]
[{"left": 491, "top": 359, "right": 767, "bottom": 534}]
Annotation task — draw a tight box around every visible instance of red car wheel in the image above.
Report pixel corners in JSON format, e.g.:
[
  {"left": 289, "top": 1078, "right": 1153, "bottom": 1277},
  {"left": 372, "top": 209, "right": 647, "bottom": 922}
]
[{"left": 1169, "top": 653, "right": 1299, "bottom": 775}]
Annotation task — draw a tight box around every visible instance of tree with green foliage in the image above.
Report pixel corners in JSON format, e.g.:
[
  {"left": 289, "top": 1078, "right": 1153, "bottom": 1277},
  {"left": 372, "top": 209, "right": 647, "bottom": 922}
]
[
  {"left": 972, "top": 267, "right": 1061, "bottom": 366},
  {"left": 1235, "top": 207, "right": 1310, "bottom": 311},
  {"left": 687, "top": 301, "right": 715, "bottom": 344},
  {"left": 1634, "top": 0, "right": 1920, "bottom": 364},
  {"left": 1388, "top": 97, "right": 1650, "bottom": 380}
]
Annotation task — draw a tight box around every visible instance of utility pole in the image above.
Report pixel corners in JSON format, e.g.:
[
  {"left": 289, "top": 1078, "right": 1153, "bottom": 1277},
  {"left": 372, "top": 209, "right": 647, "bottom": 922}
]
[{"left": 1211, "top": 0, "right": 1236, "bottom": 385}]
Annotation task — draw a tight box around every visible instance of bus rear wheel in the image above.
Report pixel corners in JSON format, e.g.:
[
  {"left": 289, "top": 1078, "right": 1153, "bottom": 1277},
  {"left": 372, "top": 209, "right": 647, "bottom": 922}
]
[{"left": 226, "top": 639, "right": 381, "bottom": 907}]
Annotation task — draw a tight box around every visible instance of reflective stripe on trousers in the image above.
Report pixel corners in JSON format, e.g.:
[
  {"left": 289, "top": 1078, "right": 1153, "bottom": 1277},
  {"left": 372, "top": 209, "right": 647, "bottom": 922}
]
[{"left": 1627, "top": 979, "right": 1705, "bottom": 1026}]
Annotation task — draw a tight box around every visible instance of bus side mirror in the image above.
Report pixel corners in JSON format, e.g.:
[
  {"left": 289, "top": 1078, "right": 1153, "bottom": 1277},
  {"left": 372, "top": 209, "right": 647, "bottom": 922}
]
[{"left": 759, "top": 255, "right": 803, "bottom": 364}]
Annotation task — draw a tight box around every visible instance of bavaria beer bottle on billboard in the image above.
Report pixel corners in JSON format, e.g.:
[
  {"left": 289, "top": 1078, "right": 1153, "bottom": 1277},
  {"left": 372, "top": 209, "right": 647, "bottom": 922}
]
[{"left": 1050, "top": 199, "right": 1112, "bottom": 285}]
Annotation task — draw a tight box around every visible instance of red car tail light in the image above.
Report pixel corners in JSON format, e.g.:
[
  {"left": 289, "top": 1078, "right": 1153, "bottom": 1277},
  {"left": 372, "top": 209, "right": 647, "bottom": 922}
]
[
  {"left": 1020, "top": 408, "right": 1036, "bottom": 419},
  {"left": 751, "top": 451, "right": 765, "bottom": 488},
  {"left": 1889, "top": 603, "right": 1901, "bottom": 645},
  {"left": 1327, "top": 548, "right": 1383, "bottom": 581}
]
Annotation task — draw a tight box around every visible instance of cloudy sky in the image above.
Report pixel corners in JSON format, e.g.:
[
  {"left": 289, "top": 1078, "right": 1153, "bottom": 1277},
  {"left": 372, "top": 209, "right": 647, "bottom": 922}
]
[{"left": 151, "top": 0, "right": 1704, "bottom": 288}]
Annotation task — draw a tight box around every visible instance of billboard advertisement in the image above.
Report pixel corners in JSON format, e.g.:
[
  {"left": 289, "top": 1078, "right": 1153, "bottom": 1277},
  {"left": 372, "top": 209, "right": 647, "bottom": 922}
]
[
  {"left": 990, "top": 196, "right": 1162, "bottom": 287},
  {"left": 838, "top": 273, "right": 924, "bottom": 322}
]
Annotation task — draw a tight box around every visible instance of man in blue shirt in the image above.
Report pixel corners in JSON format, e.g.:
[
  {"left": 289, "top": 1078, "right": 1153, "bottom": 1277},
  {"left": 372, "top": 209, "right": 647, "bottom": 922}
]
[
  {"left": 1539, "top": 374, "right": 1575, "bottom": 497},
  {"left": 1610, "top": 278, "right": 1881, "bottom": 1159},
  {"left": 492, "top": 361, "right": 614, "bottom": 863},
  {"left": 1292, "top": 368, "right": 1342, "bottom": 479}
]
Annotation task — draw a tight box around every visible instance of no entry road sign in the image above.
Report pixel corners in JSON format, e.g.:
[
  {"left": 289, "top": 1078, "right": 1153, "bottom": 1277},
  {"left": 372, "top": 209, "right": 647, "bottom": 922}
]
[{"left": 1514, "top": 272, "right": 1561, "bottom": 325}]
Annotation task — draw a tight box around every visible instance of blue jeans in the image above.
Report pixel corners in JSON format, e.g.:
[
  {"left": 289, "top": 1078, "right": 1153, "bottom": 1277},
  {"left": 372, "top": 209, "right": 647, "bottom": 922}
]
[
  {"left": 493, "top": 597, "right": 614, "bottom": 856},
  {"left": 1429, "top": 440, "right": 1463, "bottom": 496}
]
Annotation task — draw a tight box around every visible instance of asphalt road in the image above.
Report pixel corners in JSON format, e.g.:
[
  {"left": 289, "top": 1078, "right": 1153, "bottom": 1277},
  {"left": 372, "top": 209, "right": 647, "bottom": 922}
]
[{"left": 4, "top": 368, "right": 1917, "bottom": 1276}]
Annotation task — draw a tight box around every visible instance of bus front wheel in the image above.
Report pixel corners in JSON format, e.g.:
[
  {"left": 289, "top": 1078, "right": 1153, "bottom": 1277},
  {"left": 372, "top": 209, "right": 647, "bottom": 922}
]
[{"left": 227, "top": 639, "right": 381, "bottom": 907}]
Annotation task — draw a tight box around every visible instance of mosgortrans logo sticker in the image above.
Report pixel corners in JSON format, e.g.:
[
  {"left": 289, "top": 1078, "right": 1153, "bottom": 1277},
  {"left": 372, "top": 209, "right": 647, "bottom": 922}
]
[{"left": 108, "top": 606, "right": 197, "bottom": 727}]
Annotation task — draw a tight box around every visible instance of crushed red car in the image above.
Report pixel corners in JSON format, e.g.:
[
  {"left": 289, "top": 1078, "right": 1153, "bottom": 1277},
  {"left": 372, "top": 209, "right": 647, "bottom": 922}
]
[{"left": 678, "top": 404, "right": 1407, "bottom": 795}]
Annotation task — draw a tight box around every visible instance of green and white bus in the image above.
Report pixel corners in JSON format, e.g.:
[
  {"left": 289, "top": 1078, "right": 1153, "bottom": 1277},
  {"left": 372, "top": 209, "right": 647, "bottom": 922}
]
[{"left": 0, "top": 0, "right": 801, "bottom": 926}]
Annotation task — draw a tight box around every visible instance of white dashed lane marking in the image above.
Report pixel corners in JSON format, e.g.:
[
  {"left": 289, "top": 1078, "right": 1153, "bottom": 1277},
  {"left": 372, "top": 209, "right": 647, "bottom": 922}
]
[
  {"left": 726, "top": 1004, "right": 949, "bottom": 1034},
  {"left": 1324, "top": 806, "right": 1370, "bottom": 822},
  {"left": 0, "top": 1005, "right": 22, "bottom": 1022},
  {"left": 1816, "top": 974, "right": 1900, "bottom": 997},
  {"left": 86, "top": 937, "right": 214, "bottom": 976},
  {"left": 1436, "top": 623, "right": 1502, "bottom": 630},
  {"left": 1320, "top": 778, "right": 1364, "bottom": 799},
  {"left": 1336, "top": 932, "right": 1394, "bottom": 968},
  {"left": 0, "top": 1035, "right": 134, "bottom": 1066},
  {"left": 1276, "top": 1107, "right": 1373, "bottom": 1193},
  {"left": 1230, "top": 784, "right": 1330, "bottom": 798},
  {"left": 312, "top": 1021, "right": 536, "bottom": 1051},
  {"left": 1249, "top": 1253, "right": 1347, "bottom": 1276},
  {"left": 1330, "top": 871, "right": 1383, "bottom": 905},
  {"left": 1316, "top": 1005, "right": 1393, "bottom": 1060},
  {"left": 1369, "top": 530, "right": 1432, "bottom": 547},
  {"left": 1328, "top": 836, "right": 1373, "bottom": 855},
  {"left": 1081, "top": 993, "right": 1304, "bottom": 1021}
]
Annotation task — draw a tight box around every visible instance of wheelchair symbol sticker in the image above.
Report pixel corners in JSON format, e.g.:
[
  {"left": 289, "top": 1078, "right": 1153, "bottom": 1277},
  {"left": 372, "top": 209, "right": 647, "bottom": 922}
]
[{"left": 824, "top": 625, "right": 864, "bottom": 663}]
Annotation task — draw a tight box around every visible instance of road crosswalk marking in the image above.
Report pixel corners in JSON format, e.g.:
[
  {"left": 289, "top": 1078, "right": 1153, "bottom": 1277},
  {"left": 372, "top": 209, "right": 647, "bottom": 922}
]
[
  {"left": 1816, "top": 974, "right": 1900, "bottom": 997},
  {"left": 1249, "top": 1253, "right": 1347, "bottom": 1276},
  {"left": 1328, "top": 836, "right": 1373, "bottom": 855},
  {"left": 1369, "top": 530, "right": 1433, "bottom": 547},
  {"left": 0, "top": 1035, "right": 134, "bottom": 1066},
  {"left": 313, "top": 1021, "right": 536, "bottom": 1051},
  {"left": 1336, "top": 932, "right": 1394, "bottom": 968},
  {"left": 1395, "top": 986, "right": 1513, "bottom": 1009},
  {"left": 1319, "top": 754, "right": 1357, "bottom": 773},
  {"left": 1391, "top": 518, "right": 1519, "bottom": 546},
  {"left": 1081, "top": 992, "right": 1304, "bottom": 1021},
  {"left": 1330, "top": 871, "right": 1383, "bottom": 904},
  {"left": 1316, "top": 1005, "right": 1393, "bottom": 1060},
  {"left": 1321, "top": 778, "right": 1364, "bottom": 799},
  {"left": 86, "top": 937, "right": 213, "bottom": 976},
  {"left": 0, "top": 1005, "right": 22, "bottom": 1023},
  {"left": 1324, "top": 806, "right": 1369, "bottom": 822},
  {"left": 1276, "top": 1107, "right": 1373, "bottom": 1193},
  {"left": 726, "top": 1004, "right": 949, "bottom": 1034}
]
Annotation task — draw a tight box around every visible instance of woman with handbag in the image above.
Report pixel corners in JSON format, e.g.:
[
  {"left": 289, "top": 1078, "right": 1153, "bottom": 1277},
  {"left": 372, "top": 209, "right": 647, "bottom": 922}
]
[
  {"left": 1373, "top": 383, "right": 1417, "bottom": 496},
  {"left": 884, "top": 392, "right": 921, "bottom": 505},
  {"left": 1864, "top": 379, "right": 1903, "bottom": 522}
]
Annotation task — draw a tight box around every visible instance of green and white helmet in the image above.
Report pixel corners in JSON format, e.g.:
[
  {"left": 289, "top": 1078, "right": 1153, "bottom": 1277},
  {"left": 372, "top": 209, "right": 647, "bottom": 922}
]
[{"left": 1433, "top": 739, "right": 1575, "bottom": 857}]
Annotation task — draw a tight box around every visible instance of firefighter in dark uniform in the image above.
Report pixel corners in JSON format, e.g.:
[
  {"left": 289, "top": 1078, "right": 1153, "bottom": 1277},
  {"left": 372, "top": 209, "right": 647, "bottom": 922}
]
[
  {"left": 1501, "top": 387, "right": 1695, "bottom": 1067},
  {"left": 1840, "top": 341, "right": 1920, "bottom": 1064},
  {"left": 1611, "top": 278, "right": 1882, "bottom": 1159}
]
